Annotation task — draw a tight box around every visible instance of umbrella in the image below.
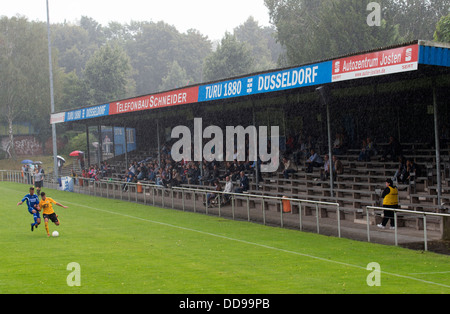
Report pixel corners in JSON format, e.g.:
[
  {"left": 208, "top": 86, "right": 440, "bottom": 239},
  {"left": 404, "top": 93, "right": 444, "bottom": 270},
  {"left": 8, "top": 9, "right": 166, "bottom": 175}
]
[
  {"left": 56, "top": 155, "right": 66, "bottom": 162},
  {"left": 21, "top": 159, "right": 33, "bottom": 164},
  {"left": 69, "top": 151, "right": 84, "bottom": 157},
  {"left": 33, "top": 161, "right": 43, "bottom": 165}
]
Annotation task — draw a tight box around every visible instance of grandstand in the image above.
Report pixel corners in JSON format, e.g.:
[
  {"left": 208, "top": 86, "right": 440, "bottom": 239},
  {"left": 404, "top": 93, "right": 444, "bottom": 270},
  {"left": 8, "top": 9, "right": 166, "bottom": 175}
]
[{"left": 49, "top": 40, "right": 450, "bottom": 246}]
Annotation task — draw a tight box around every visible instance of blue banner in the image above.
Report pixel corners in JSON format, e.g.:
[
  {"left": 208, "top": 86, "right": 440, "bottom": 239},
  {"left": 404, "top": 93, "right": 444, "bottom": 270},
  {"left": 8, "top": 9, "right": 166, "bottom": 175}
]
[
  {"left": 65, "top": 104, "right": 110, "bottom": 122},
  {"left": 198, "top": 61, "right": 333, "bottom": 102}
]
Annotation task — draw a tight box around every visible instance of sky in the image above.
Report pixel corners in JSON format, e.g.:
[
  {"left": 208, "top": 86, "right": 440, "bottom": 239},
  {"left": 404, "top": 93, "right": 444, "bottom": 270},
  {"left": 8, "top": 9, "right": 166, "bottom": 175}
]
[{"left": 1, "top": 0, "right": 272, "bottom": 40}]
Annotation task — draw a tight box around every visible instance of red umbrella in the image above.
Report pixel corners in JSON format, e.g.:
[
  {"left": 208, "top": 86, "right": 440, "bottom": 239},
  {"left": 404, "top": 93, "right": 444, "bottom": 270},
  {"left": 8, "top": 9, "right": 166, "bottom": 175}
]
[{"left": 69, "top": 151, "right": 84, "bottom": 157}]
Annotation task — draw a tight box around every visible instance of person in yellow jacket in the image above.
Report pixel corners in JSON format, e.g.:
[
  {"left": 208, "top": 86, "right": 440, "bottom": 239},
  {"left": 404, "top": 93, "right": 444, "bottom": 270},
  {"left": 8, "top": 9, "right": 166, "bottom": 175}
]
[{"left": 377, "top": 179, "right": 399, "bottom": 229}]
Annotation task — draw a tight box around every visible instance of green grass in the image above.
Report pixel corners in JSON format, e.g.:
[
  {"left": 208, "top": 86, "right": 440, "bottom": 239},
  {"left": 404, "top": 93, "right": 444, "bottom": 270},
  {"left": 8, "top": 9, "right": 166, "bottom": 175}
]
[{"left": 1, "top": 181, "right": 449, "bottom": 294}]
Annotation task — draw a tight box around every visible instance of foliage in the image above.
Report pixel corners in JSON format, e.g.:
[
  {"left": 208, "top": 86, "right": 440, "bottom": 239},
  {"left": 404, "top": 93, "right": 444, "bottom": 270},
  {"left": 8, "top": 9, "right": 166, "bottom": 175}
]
[
  {"left": 0, "top": 16, "right": 56, "bottom": 158},
  {"left": 264, "top": 0, "right": 450, "bottom": 66},
  {"left": 203, "top": 32, "right": 255, "bottom": 81},
  {"left": 83, "top": 43, "right": 134, "bottom": 105},
  {"left": 434, "top": 14, "right": 450, "bottom": 43}
]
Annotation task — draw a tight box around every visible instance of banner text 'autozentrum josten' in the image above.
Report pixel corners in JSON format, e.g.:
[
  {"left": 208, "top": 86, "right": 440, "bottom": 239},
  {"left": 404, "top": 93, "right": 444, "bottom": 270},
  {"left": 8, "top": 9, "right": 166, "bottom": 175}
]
[{"left": 332, "top": 44, "right": 419, "bottom": 82}]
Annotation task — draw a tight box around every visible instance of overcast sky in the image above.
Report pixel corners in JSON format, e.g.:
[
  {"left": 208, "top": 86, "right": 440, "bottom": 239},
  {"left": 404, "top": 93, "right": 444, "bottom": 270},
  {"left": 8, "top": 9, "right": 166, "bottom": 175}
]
[{"left": 2, "top": 0, "right": 272, "bottom": 40}]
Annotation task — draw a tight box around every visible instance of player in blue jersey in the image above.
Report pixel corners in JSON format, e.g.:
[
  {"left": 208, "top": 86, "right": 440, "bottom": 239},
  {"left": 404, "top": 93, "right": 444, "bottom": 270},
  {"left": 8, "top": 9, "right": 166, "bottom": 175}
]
[{"left": 17, "top": 187, "right": 41, "bottom": 231}]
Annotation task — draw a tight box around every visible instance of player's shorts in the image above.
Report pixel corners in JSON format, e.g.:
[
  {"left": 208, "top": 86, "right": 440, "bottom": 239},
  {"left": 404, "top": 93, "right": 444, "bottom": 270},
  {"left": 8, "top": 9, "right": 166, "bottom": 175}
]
[
  {"left": 35, "top": 181, "right": 43, "bottom": 188},
  {"left": 28, "top": 209, "right": 40, "bottom": 218},
  {"left": 43, "top": 213, "right": 58, "bottom": 223}
]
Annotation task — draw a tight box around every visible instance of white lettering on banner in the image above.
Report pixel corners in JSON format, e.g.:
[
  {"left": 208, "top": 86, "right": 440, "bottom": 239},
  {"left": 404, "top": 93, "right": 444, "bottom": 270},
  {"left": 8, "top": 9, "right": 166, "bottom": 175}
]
[
  {"left": 257, "top": 66, "right": 318, "bottom": 92},
  {"left": 203, "top": 81, "right": 242, "bottom": 100},
  {"left": 86, "top": 105, "right": 107, "bottom": 118},
  {"left": 343, "top": 57, "right": 378, "bottom": 72},
  {"left": 114, "top": 93, "right": 188, "bottom": 113},
  {"left": 380, "top": 52, "right": 402, "bottom": 66}
]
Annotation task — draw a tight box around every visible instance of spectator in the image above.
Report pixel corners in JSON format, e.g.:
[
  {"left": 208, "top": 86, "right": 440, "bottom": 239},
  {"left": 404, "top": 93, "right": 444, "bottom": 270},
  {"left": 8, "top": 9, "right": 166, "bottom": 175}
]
[
  {"left": 305, "top": 149, "right": 323, "bottom": 173},
  {"left": 234, "top": 171, "right": 249, "bottom": 193},
  {"left": 282, "top": 156, "right": 297, "bottom": 179},
  {"left": 320, "top": 154, "right": 331, "bottom": 180},
  {"left": 393, "top": 157, "right": 407, "bottom": 184},
  {"left": 222, "top": 175, "right": 233, "bottom": 204},
  {"left": 358, "top": 137, "right": 377, "bottom": 161},
  {"left": 205, "top": 180, "right": 221, "bottom": 206},
  {"left": 377, "top": 179, "right": 399, "bottom": 229},
  {"left": 171, "top": 169, "right": 182, "bottom": 187},
  {"left": 332, "top": 132, "right": 345, "bottom": 155},
  {"left": 381, "top": 136, "right": 402, "bottom": 162},
  {"left": 332, "top": 155, "right": 344, "bottom": 176},
  {"left": 404, "top": 159, "right": 417, "bottom": 184}
]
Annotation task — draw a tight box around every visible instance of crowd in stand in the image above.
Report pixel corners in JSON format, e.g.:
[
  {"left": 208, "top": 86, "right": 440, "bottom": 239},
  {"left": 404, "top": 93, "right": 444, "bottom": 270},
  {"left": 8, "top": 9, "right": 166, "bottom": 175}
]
[{"left": 71, "top": 131, "right": 424, "bottom": 193}]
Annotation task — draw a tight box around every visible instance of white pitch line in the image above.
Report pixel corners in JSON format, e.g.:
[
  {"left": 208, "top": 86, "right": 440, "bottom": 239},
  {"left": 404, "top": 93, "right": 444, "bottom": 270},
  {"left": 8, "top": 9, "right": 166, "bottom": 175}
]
[{"left": 63, "top": 200, "right": 450, "bottom": 290}]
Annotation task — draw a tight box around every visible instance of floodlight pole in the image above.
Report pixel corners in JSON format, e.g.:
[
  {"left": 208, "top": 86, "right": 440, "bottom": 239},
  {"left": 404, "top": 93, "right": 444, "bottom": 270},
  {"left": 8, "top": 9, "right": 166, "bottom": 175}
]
[{"left": 47, "top": 0, "right": 58, "bottom": 180}]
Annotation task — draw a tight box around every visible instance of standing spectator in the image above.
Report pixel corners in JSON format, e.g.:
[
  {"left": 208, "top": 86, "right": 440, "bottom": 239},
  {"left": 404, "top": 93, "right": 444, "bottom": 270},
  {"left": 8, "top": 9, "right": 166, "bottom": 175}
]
[
  {"left": 34, "top": 165, "right": 45, "bottom": 196},
  {"left": 377, "top": 179, "right": 399, "bottom": 229}
]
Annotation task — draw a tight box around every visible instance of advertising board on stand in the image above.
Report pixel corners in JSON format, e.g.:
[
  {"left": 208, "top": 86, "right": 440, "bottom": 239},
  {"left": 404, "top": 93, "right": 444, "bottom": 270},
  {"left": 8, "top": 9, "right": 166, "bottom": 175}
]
[{"left": 331, "top": 44, "right": 419, "bottom": 83}]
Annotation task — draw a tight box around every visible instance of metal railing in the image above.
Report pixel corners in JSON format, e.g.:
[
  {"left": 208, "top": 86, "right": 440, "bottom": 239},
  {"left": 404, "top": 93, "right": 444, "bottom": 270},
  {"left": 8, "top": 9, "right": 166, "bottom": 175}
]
[
  {"left": 1, "top": 170, "right": 341, "bottom": 236},
  {"left": 366, "top": 206, "right": 450, "bottom": 251}
]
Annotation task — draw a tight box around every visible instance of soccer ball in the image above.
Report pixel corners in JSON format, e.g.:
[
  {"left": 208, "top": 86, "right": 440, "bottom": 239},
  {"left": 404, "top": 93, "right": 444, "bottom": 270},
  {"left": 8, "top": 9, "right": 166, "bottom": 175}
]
[{"left": 52, "top": 231, "right": 59, "bottom": 237}]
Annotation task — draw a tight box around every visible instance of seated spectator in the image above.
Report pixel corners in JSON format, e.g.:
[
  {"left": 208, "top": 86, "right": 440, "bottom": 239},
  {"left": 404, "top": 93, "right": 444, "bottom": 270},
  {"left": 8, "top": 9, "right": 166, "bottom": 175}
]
[
  {"left": 234, "top": 171, "right": 249, "bottom": 193},
  {"left": 282, "top": 156, "right": 297, "bottom": 179},
  {"left": 332, "top": 132, "right": 345, "bottom": 155},
  {"left": 122, "top": 172, "right": 134, "bottom": 191},
  {"left": 205, "top": 180, "right": 222, "bottom": 206},
  {"left": 171, "top": 169, "right": 182, "bottom": 187},
  {"left": 393, "top": 156, "right": 407, "bottom": 184},
  {"left": 403, "top": 159, "right": 417, "bottom": 184},
  {"left": 332, "top": 155, "right": 344, "bottom": 175},
  {"left": 222, "top": 175, "right": 233, "bottom": 204},
  {"left": 381, "top": 136, "right": 402, "bottom": 162},
  {"left": 320, "top": 154, "right": 331, "bottom": 180},
  {"left": 305, "top": 149, "right": 323, "bottom": 173},
  {"left": 358, "top": 137, "right": 377, "bottom": 161}
]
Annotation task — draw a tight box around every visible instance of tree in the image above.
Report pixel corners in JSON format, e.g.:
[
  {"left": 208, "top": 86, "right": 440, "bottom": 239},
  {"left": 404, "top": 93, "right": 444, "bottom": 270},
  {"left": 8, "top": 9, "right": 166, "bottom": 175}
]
[
  {"left": 83, "top": 43, "right": 134, "bottom": 105},
  {"left": 159, "top": 61, "right": 191, "bottom": 91},
  {"left": 126, "top": 21, "right": 181, "bottom": 94},
  {"left": 265, "top": 0, "right": 403, "bottom": 66},
  {"left": 384, "top": 0, "right": 450, "bottom": 41},
  {"left": 0, "top": 17, "right": 54, "bottom": 159},
  {"left": 233, "top": 16, "right": 281, "bottom": 72},
  {"left": 434, "top": 14, "right": 450, "bottom": 43},
  {"left": 203, "top": 32, "right": 254, "bottom": 82}
]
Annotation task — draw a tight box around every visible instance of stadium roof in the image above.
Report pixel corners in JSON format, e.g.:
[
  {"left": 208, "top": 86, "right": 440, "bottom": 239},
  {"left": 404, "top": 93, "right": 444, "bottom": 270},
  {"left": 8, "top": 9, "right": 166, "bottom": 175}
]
[{"left": 50, "top": 40, "right": 450, "bottom": 126}]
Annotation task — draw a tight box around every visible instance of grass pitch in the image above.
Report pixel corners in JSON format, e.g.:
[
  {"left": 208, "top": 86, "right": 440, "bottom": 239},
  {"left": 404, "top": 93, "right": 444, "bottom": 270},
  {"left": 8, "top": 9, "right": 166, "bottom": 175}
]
[{"left": 1, "top": 181, "right": 449, "bottom": 294}]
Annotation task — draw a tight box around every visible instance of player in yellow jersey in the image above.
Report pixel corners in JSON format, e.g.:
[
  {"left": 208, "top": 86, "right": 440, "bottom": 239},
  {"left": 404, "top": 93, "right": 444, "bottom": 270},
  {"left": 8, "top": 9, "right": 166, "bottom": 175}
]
[{"left": 39, "top": 192, "right": 68, "bottom": 237}]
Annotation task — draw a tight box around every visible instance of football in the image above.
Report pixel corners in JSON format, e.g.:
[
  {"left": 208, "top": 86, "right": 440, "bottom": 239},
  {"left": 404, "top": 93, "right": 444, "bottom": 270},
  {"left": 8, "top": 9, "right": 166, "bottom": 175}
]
[{"left": 52, "top": 231, "right": 59, "bottom": 237}]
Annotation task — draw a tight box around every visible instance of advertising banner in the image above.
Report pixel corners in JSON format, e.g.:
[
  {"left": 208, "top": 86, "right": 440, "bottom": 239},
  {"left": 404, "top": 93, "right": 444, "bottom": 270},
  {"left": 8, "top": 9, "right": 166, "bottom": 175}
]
[
  {"left": 109, "top": 86, "right": 199, "bottom": 115},
  {"left": 332, "top": 44, "right": 419, "bottom": 82},
  {"left": 198, "top": 61, "right": 333, "bottom": 102},
  {"left": 65, "top": 104, "right": 110, "bottom": 123}
]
